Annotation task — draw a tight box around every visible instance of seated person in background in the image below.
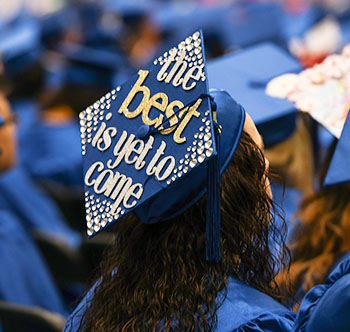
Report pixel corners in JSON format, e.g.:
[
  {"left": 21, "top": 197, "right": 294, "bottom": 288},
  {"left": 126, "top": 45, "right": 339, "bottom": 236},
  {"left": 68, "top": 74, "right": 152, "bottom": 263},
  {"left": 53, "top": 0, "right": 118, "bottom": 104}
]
[
  {"left": 0, "top": 74, "right": 81, "bottom": 249},
  {"left": 0, "top": 87, "right": 68, "bottom": 316},
  {"left": 278, "top": 111, "right": 350, "bottom": 310}
]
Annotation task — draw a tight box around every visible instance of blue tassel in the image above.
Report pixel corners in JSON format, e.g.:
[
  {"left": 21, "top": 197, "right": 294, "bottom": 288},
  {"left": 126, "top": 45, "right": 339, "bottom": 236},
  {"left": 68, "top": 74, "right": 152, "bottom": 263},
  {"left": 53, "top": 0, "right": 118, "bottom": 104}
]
[{"left": 205, "top": 122, "right": 222, "bottom": 262}]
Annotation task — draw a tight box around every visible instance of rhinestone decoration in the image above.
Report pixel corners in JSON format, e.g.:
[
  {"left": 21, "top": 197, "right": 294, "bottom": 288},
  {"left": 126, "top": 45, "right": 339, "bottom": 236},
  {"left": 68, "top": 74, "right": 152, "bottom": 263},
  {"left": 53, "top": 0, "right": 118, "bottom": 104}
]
[
  {"left": 85, "top": 191, "right": 125, "bottom": 236},
  {"left": 152, "top": 31, "right": 204, "bottom": 78},
  {"left": 198, "top": 154, "right": 205, "bottom": 163},
  {"left": 80, "top": 89, "right": 117, "bottom": 155},
  {"left": 189, "top": 159, "right": 197, "bottom": 168}
]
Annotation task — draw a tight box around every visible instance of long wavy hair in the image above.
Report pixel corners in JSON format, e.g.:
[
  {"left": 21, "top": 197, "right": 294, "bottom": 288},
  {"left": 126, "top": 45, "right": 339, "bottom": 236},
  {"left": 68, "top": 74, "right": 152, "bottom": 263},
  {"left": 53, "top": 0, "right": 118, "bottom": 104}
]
[
  {"left": 74, "top": 131, "right": 290, "bottom": 332},
  {"left": 279, "top": 141, "right": 350, "bottom": 303}
]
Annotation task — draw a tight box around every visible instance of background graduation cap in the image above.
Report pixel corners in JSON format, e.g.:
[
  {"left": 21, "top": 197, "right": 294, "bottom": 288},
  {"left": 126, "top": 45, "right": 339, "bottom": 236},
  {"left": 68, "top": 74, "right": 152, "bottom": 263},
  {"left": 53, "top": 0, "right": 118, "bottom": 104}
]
[
  {"left": 0, "top": 18, "right": 42, "bottom": 76},
  {"left": 324, "top": 110, "right": 350, "bottom": 186},
  {"left": 80, "top": 31, "right": 245, "bottom": 261},
  {"left": 207, "top": 42, "right": 302, "bottom": 147},
  {"left": 56, "top": 41, "right": 131, "bottom": 90},
  {"left": 153, "top": 2, "right": 285, "bottom": 58}
]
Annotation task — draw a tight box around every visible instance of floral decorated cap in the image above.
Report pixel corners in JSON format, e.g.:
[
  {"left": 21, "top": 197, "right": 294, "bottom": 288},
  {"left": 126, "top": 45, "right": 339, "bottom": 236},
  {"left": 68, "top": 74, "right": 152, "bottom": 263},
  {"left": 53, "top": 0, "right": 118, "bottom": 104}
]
[
  {"left": 265, "top": 44, "right": 350, "bottom": 186},
  {"left": 266, "top": 44, "right": 350, "bottom": 138},
  {"left": 79, "top": 31, "right": 245, "bottom": 261}
]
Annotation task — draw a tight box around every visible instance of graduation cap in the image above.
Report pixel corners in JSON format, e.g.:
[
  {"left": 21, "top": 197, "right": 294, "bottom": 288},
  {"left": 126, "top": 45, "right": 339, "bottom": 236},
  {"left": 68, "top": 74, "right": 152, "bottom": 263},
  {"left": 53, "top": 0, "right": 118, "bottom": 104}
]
[
  {"left": 80, "top": 31, "right": 245, "bottom": 261},
  {"left": 324, "top": 109, "right": 350, "bottom": 186},
  {"left": 207, "top": 42, "right": 302, "bottom": 147},
  {"left": 0, "top": 19, "right": 42, "bottom": 75},
  {"left": 154, "top": 3, "right": 284, "bottom": 57},
  {"left": 266, "top": 44, "right": 350, "bottom": 139},
  {"left": 55, "top": 42, "right": 130, "bottom": 90},
  {"left": 104, "top": 0, "right": 153, "bottom": 17}
]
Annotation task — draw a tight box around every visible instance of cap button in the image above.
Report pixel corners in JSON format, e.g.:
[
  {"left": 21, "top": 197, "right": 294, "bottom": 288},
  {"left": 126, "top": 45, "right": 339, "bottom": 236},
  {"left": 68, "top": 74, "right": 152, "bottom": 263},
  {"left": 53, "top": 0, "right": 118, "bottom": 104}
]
[{"left": 137, "top": 124, "right": 151, "bottom": 140}]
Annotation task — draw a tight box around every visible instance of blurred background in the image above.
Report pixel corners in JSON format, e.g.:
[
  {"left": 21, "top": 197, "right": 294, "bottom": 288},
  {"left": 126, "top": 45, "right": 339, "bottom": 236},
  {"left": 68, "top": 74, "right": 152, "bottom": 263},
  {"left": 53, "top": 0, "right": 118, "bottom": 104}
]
[{"left": 0, "top": 0, "right": 349, "bottom": 330}]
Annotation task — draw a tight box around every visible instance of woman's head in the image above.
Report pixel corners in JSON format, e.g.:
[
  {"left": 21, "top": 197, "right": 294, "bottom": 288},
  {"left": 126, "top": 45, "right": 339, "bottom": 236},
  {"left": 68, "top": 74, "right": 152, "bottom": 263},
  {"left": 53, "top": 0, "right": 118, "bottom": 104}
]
[
  {"left": 278, "top": 140, "right": 350, "bottom": 301},
  {"left": 77, "top": 113, "right": 289, "bottom": 332}
]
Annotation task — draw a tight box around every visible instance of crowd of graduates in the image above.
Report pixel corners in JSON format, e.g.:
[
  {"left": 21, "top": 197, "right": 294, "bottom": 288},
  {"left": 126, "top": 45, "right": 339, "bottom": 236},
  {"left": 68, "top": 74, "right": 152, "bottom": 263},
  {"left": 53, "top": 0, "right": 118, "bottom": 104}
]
[{"left": 0, "top": 0, "right": 349, "bottom": 331}]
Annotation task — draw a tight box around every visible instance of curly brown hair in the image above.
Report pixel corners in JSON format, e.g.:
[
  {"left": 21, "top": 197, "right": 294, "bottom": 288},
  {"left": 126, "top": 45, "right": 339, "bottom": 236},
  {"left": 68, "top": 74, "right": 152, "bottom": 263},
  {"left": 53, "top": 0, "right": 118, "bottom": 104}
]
[
  {"left": 278, "top": 141, "right": 350, "bottom": 307},
  {"left": 74, "top": 131, "right": 290, "bottom": 332}
]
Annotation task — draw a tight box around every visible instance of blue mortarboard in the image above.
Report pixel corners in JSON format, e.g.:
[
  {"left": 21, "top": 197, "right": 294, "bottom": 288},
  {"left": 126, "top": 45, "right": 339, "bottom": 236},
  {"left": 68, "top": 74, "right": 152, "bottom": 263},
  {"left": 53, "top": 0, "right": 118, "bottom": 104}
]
[
  {"left": 0, "top": 18, "right": 41, "bottom": 75},
  {"left": 324, "top": 110, "right": 350, "bottom": 186},
  {"left": 154, "top": 3, "right": 284, "bottom": 56},
  {"left": 280, "top": 4, "right": 326, "bottom": 41},
  {"left": 208, "top": 42, "right": 302, "bottom": 147},
  {"left": 104, "top": 0, "right": 153, "bottom": 17},
  {"left": 0, "top": 114, "right": 4, "bottom": 126},
  {"left": 80, "top": 31, "right": 245, "bottom": 261},
  {"left": 55, "top": 42, "right": 130, "bottom": 90}
]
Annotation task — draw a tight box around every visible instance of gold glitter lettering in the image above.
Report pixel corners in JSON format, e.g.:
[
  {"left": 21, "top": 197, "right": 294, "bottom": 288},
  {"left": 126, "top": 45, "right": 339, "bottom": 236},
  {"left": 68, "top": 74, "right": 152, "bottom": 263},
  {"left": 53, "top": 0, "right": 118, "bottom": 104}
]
[
  {"left": 173, "top": 98, "right": 202, "bottom": 143},
  {"left": 142, "top": 92, "right": 168, "bottom": 127},
  {"left": 118, "top": 70, "right": 150, "bottom": 118}
]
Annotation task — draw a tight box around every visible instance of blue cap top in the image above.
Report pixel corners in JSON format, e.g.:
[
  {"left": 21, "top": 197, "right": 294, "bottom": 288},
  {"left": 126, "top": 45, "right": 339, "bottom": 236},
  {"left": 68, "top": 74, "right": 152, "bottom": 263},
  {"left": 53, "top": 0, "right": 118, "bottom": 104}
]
[
  {"left": 54, "top": 42, "right": 130, "bottom": 89},
  {"left": 154, "top": 2, "right": 284, "bottom": 53},
  {"left": 324, "top": 109, "right": 350, "bottom": 186},
  {"left": 80, "top": 31, "right": 245, "bottom": 261},
  {"left": 0, "top": 18, "right": 41, "bottom": 74},
  {"left": 207, "top": 42, "right": 302, "bottom": 146}
]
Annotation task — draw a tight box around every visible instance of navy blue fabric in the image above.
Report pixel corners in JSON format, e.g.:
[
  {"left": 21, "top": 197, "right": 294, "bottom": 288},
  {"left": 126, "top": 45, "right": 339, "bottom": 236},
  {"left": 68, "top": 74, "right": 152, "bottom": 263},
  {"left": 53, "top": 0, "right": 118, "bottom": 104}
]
[
  {"left": 63, "top": 277, "right": 295, "bottom": 332},
  {"left": 12, "top": 99, "right": 39, "bottom": 145},
  {"left": 20, "top": 119, "right": 83, "bottom": 187},
  {"left": 279, "top": 5, "right": 326, "bottom": 40},
  {"left": 207, "top": 43, "right": 301, "bottom": 147},
  {"left": 293, "top": 253, "right": 350, "bottom": 332},
  {"left": 0, "top": 18, "right": 42, "bottom": 75},
  {"left": 0, "top": 167, "right": 81, "bottom": 248},
  {"left": 154, "top": 2, "right": 284, "bottom": 51},
  {"left": 0, "top": 209, "right": 68, "bottom": 316},
  {"left": 324, "top": 111, "right": 350, "bottom": 186}
]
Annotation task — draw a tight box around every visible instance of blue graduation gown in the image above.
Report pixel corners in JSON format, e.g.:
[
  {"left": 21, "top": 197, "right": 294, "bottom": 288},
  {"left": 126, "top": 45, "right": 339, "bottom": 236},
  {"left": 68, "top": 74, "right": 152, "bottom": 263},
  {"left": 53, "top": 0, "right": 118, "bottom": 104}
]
[
  {"left": 63, "top": 277, "right": 295, "bottom": 332},
  {"left": 19, "top": 118, "right": 83, "bottom": 187},
  {"left": 0, "top": 166, "right": 81, "bottom": 249},
  {"left": 293, "top": 253, "right": 350, "bottom": 332},
  {"left": 0, "top": 209, "right": 68, "bottom": 316}
]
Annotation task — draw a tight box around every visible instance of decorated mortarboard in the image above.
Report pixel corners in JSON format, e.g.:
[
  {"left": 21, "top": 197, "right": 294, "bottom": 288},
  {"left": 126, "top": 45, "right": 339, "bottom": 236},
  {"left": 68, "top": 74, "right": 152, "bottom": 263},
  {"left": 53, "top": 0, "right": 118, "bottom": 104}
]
[
  {"left": 208, "top": 42, "right": 302, "bottom": 147},
  {"left": 266, "top": 44, "right": 350, "bottom": 139},
  {"left": 80, "top": 31, "right": 245, "bottom": 261},
  {"left": 324, "top": 109, "right": 350, "bottom": 186}
]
